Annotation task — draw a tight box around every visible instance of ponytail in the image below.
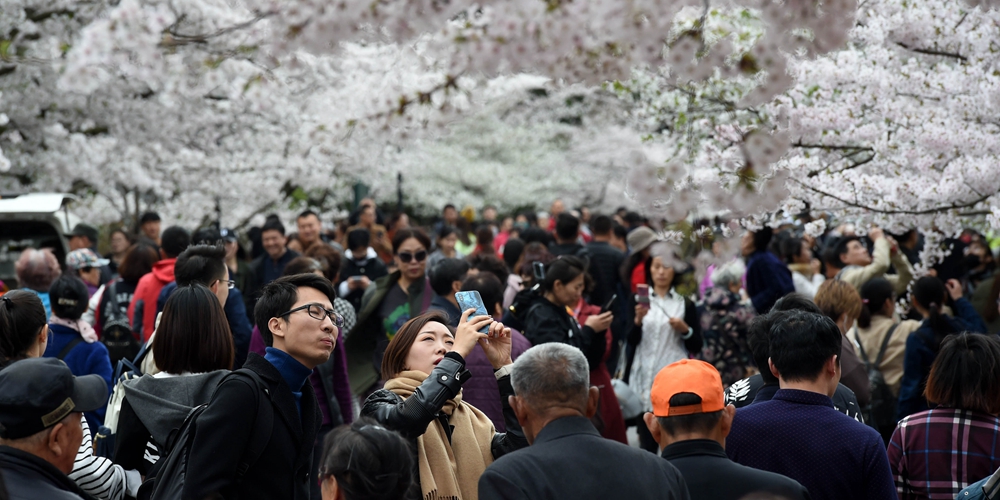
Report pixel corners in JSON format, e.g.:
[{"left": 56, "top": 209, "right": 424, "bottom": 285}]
[
  {"left": 0, "top": 290, "right": 47, "bottom": 366},
  {"left": 913, "top": 276, "right": 954, "bottom": 351},
  {"left": 858, "top": 278, "right": 894, "bottom": 329}
]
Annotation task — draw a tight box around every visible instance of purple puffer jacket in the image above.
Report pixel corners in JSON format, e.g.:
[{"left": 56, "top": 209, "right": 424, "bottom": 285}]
[{"left": 461, "top": 328, "right": 532, "bottom": 431}]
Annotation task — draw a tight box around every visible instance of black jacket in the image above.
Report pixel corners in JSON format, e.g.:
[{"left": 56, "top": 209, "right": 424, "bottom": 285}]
[
  {"left": 661, "top": 439, "right": 810, "bottom": 500},
  {"left": 523, "top": 298, "right": 606, "bottom": 370},
  {"left": 339, "top": 256, "right": 389, "bottom": 312},
  {"left": 362, "top": 352, "right": 527, "bottom": 500},
  {"left": 478, "top": 416, "right": 691, "bottom": 500},
  {"left": 724, "top": 374, "right": 863, "bottom": 422},
  {"left": 183, "top": 354, "right": 320, "bottom": 500},
  {"left": 0, "top": 445, "right": 95, "bottom": 500},
  {"left": 316, "top": 354, "right": 344, "bottom": 428}
]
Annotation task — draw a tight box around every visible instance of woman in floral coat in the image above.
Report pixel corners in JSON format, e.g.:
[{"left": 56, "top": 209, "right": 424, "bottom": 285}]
[{"left": 698, "top": 260, "right": 756, "bottom": 388}]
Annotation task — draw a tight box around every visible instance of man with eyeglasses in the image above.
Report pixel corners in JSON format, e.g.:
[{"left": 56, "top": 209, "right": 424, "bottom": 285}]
[
  {"left": 149, "top": 239, "right": 254, "bottom": 370},
  {"left": 185, "top": 273, "right": 341, "bottom": 500}
]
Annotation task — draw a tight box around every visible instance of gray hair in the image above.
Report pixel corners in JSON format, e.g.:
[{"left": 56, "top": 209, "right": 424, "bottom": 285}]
[
  {"left": 711, "top": 259, "right": 746, "bottom": 288},
  {"left": 511, "top": 343, "right": 589, "bottom": 408}
]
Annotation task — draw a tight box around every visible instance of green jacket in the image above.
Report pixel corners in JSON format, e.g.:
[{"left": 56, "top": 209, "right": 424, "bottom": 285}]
[{"left": 345, "top": 270, "right": 432, "bottom": 394}]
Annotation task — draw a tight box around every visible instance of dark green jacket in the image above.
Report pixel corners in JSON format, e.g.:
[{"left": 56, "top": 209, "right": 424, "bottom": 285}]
[{"left": 345, "top": 271, "right": 432, "bottom": 394}]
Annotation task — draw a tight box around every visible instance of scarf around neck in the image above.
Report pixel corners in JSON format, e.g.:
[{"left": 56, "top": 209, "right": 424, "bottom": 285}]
[
  {"left": 49, "top": 316, "right": 99, "bottom": 343},
  {"left": 384, "top": 370, "right": 495, "bottom": 500}
]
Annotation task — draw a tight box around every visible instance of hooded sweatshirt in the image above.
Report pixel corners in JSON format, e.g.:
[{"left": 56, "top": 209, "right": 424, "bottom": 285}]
[
  {"left": 127, "top": 258, "right": 176, "bottom": 342},
  {"left": 114, "top": 370, "right": 230, "bottom": 473}
]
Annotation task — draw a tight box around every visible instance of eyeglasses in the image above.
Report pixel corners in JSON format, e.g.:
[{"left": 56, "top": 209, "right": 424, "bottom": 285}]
[
  {"left": 80, "top": 266, "right": 94, "bottom": 273},
  {"left": 279, "top": 303, "right": 344, "bottom": 327},
  {"left": 398, "top": 250, "right": 427, "bottom": 263},
  {"left": 216, "top": 279, "right": 236, "bottom": 289}
]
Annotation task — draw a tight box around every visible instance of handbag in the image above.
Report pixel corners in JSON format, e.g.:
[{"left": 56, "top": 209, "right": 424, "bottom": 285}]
[{"left": 611, "top": 340, "right": 643, "bottom": 420}]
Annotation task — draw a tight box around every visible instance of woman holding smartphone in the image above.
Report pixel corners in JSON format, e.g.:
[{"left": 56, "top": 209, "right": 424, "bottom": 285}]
[
  {"left": 628, "top": 249, "right": 702, "bottom": 453},
  {"left": 523, "top": 256, "right": 612, "bottom": 371},
  {"left": 362, "top": 310, "right": 526, "bottom": 500}
]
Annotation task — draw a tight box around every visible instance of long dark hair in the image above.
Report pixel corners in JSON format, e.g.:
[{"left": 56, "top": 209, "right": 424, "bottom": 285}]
[
  {"left": 0, "top": 291, "right": 47, "bottom": 366},
  {"left": 620, "top": 251, "right": 646, "bottom": 288},
  {"left": 912, "top": 276, "right": 954, "bottom": 350},
  {"left": 858, "top": 278, "right": 894, "bottom": 329}
]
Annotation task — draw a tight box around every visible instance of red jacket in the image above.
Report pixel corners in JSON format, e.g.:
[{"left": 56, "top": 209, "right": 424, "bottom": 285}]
[
  {"left": 127, "top": 258, "right": 176, "bottom": 341},
  {"left": 575, "top": 299, "right": 628, "bottom": 444}
]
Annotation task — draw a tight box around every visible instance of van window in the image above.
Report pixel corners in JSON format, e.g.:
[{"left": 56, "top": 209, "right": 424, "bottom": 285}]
[{"left": 0, "top": 221, "right": 66, "bottom": 289}]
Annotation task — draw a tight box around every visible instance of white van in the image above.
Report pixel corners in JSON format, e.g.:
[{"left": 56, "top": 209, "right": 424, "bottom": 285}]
[{"left": 0, "top": 193, "right": 80, "bottom": 288}]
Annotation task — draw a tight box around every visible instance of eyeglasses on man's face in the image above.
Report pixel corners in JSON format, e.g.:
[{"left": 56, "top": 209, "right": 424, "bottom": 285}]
[
  {"left": 279, "top": 303, "right": 344, "bottom": 328},
  {"left": 215, "top": 279, "right": 236, "bottom": 289}
]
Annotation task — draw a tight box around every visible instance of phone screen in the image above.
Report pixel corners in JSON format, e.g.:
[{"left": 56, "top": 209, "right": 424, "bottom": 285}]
[
  {"left": 455, "top": 291, "right": 491, "bottom": 334},
  {"left": 636, "top": 284, "right": 650, "bottom": 306},
  {"left": 601, "top": 294, "right": 618, "bottom": 314}
]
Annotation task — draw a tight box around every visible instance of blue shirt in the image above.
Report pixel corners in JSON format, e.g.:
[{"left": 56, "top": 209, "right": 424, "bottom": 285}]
[
  {"left": 727, "top": 389, "right": 897, "bottom": 500},
  {"left": 427, "top": 294, "right": 462, "bottom": 328},
  {"left": 264, "top": 347, "right": 312, "bottom": 417},
  {"left": 744, "top": 250, "right": 795, "bottom": 314},
  {"left": 43, "top": 323, "right": 114, "bottom": 430},
  {"left": 259, "top": 250, "right": 300, "bottom": 287}
]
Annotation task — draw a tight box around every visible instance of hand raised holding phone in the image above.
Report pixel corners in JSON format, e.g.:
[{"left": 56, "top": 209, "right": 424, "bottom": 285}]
[
  {"left": 454, "top": 309, "right": 492, "bottom": 358},
  {"left": 479, "top": 320, "right": 513, "bottom": 369}
]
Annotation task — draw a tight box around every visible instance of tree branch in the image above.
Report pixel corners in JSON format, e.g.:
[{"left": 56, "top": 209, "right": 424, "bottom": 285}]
[
  {"left": 163, "top": 12, "right": 276, "bottom": 47},
  {"left": 895, "top": 42, "right": 967, "bottom": 62},
  {"left": 806, "top": 153, "right": 876, "bottom": 178},
  {"left": 791, "top": 178, "right": 995, "bottom": 215}
]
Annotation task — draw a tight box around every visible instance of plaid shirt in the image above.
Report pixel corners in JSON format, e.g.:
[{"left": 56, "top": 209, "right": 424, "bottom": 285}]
[{"left": 888, "top": 408, "right": 1000, "bottom": 499}]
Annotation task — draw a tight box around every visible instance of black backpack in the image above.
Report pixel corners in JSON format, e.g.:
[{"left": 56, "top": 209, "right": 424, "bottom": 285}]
[
  {"left": 856, "top": 323, "right": 899, "bottom": 436},
  {"left": 101, "top": 280, "right": 141, "bottom": 365},
  {"left": 137, "top": 368, "right": 274, "bottom": 500}
]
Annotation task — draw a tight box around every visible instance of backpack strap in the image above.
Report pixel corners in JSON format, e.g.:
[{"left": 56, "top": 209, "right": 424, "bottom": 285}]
[
  {"left": 57, "top": 337, "right": 85, "bottom": 360},
  {"left": 873, "top": 323, "right": 900, "bottom": 368},
  {"left": 230, "top": 368, "right": 274, "bottom": 477},
  {"left": 106, "top": 280, "right": 120, "bottom": 317}
]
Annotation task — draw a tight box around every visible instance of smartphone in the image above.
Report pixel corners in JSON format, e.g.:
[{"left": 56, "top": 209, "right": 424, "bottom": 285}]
[
  {"left": 532, "top": 261, "right": 545, "bottom": 281},
  {"left": 349, "top": 275, "right": 363, "bottom": 282},
  {"left": 455, "top": 290, "right": 491, "bottom": 334},
  {"left": 636, "top": 284, "right": 650, "bottom": 308},
  {"left": 600, "top": 294, "right": 618, "bottom": 314}
]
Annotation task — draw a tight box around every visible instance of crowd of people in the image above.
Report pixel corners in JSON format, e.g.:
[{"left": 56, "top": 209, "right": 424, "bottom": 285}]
[{"left": 2, "top": 197, "right": 1000, "bottom": 500}]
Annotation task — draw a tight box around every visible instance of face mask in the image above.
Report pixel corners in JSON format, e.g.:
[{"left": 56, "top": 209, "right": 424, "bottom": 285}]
[{"left": 964, "top": 254, "right": 982, "bottom": 269}]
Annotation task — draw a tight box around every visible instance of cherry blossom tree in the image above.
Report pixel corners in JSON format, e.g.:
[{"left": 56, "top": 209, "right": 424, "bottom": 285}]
[
  {"left": 777, "top": 0, "right": 1000, "bottom": 237},
  {"left": 1, "top": 0, "right": 860, "bottom": 228}
]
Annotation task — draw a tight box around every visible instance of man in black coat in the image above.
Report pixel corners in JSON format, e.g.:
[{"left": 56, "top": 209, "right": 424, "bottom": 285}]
[
  {"left": 0, "top": 358, "right": 109, "bottom": 500},
  {"left": 184, "top": 273, "right": 340, "bottom": 500},
  {"left": 478, "top": 343, "right": 690, "bottom": 500},
  {"left": 643, "top": 359, "right": 810, "bottom": 500}
]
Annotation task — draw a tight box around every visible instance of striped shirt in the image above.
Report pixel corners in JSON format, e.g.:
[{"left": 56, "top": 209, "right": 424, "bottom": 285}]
[
  {"left": 71, "top": 415, "right": 142, "bottom": 500},
  {"left": 888, "top": 408, "right": 1000, "bottom": 499}
]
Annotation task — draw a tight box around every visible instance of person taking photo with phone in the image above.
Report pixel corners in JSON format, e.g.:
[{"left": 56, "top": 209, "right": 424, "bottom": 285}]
[
  {"left": 362, "top": 310, "right": 527, "bottom": 500},
  {"left": 523, "top": 256, "right": 611, "bottom": 372},
  {"left": 629, "top": 247, "right": 702, "bottom": 453}
]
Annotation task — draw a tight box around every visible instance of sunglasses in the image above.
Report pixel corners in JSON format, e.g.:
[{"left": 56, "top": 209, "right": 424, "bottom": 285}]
[{"left": 397, "top": 250, "right": 427, "bottom": 263}]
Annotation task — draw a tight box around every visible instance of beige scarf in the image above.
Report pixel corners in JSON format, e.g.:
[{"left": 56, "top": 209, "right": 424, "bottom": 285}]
[{"left": 385, "top": 371, "right": 496, "bottom": 500}]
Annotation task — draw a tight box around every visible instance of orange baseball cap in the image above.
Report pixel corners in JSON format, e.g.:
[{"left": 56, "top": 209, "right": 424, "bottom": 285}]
[{"left": 650, "top": 359, "right": 725, "bottom": 417}]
